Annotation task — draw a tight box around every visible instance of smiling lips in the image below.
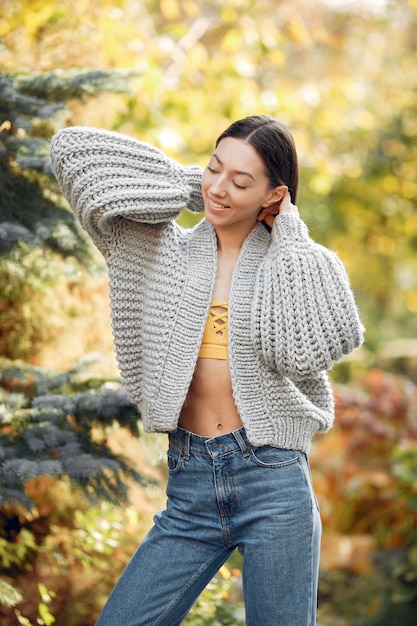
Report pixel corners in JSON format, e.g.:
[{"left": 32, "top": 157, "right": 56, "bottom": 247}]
[{"left": 208, "top": 198, "right": 231, "bottom": 211}]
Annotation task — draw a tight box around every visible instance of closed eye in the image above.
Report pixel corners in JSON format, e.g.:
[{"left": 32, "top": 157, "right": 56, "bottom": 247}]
[
  {"left": 206, "top": 165, "right": 248, "bottom": 189},
  {"left": 233, "top": 181, "right": 247, "bottom": 190}
]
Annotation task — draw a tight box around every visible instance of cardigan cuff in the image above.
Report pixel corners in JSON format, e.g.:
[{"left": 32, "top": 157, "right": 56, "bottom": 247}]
[
  {"left": 273, "top": 214, "right": 309, "bottom": 242},
  {"left": 168, "top": 159, "right": 204, "bottom": 213}
]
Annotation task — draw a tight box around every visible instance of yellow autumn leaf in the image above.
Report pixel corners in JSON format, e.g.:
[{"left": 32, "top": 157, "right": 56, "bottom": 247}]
[
  {"left": 219, "top": 564, "right": 231, "bottom": 579},
  {"left": 221, "top": 29, "right": 243, "bottom": 53},
  {"left": 21, "top": 0, "right": 64, "bottom": 39},
  {"left": 160, "top": 0, "right": 181, "bottom": 20}
]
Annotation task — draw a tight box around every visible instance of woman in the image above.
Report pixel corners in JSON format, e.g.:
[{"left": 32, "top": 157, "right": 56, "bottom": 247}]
[{"left": 49, "top": 115, "right": 364, "bottom": 625}]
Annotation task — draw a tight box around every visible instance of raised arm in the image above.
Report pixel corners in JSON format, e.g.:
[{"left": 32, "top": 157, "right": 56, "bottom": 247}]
[
  {"left": 49, "top": 126, "right": 204, "bottom": 254},
  {"left": 253, "top": 213, "right": 365, "bottom": 379}
]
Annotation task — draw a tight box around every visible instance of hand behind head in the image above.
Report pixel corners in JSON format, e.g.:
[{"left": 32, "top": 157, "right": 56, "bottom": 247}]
[{"left": 257, "top": 190, "right": 299, "bottom": 227}]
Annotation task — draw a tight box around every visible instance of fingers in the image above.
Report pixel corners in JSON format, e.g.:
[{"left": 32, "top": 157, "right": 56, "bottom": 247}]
[
  {"left": 261, "top": 214, "right": 276, "bottom": 228},
  {"left": 257, "top": 190, "right": 299, "bottom": 224},
  {"left": 279, "top": 192, "right": 299, "bottom": 216},
  {"left": 257, "top": 206, "right": 271, "bottom": 222}
]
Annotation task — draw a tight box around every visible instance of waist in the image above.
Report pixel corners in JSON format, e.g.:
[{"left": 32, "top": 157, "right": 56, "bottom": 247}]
[{"left": 169, "top": 426, "right": 251, "bottom": 458}]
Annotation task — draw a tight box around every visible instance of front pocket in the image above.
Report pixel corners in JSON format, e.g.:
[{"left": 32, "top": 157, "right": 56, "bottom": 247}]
[
  {"left": 298, "top": 454, "right": 321, "bottom": 512},
  {"left": 249, "top": 445, "right": 300, "bottom": 468},
  {"left": 167, "top": 444, "right": 184, "bottom": 474}
]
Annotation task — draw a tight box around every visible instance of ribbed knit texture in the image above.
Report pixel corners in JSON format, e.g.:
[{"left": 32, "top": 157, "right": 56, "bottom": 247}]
[{"left": 49, "top": 126, "right": 365, "bottom": 453}]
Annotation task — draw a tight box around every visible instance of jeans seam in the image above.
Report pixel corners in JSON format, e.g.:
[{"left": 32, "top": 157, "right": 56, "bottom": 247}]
[
  {"left": 152, "top": 546, "right": 231, "bottom": 625},
  {"left": 297, "top": 457, "right": 320, "bottom": 626},
  {"left": 299, "top": 456, "right": 320, "bottom": 512}
]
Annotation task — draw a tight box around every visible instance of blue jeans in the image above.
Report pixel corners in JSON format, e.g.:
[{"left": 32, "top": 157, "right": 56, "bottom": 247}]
[{"left": 95, "top": 427, "right": 321, "bottom": 625}]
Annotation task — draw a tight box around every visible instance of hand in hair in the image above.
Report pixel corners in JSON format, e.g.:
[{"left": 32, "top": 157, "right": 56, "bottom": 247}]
[{"left": 257, "top": 189, "right": 299, "bottom": 228}]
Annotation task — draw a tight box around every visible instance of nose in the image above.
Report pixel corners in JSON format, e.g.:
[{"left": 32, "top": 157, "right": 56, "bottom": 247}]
[{"left": 210, "top": 173, "right": 228, "bottom": 197}]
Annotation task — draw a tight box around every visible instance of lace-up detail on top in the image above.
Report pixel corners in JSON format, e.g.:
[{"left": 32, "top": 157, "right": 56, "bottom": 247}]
[{"left": 198, "top": 301, "right": 228, "bottom": 360}]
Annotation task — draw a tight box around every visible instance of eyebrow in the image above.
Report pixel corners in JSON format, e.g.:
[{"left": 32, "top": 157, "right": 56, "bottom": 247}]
[{"left": 212, "top": 153, "right": 256, "bottom": 181}]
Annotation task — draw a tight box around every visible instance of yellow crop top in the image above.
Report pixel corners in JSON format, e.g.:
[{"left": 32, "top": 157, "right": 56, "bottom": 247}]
[{"left": 198, "top": 301, "right": 228, "bottom": 360}]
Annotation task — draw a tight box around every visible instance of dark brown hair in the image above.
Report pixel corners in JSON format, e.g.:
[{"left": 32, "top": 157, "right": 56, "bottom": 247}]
[{"left": 215, "top": 115, "right": 299, "bottom": 203}]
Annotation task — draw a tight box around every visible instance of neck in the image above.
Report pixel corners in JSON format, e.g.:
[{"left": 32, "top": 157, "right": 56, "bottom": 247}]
[{"left": 214, "top": 222, "right": 257, "bottom": 254}]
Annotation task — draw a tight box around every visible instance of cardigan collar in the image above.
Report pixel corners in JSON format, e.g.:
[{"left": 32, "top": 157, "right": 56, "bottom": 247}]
[{"left": 191, "top": 219, "right": 271, "bottom": 262}]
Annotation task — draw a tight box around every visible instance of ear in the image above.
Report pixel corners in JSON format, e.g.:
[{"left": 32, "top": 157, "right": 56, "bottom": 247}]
[
  {"left": 257, "top": 186, "right": 288, "bottom": 224},
  {"left": 262, "top": 185, "right": 287, "bottom": 208}
]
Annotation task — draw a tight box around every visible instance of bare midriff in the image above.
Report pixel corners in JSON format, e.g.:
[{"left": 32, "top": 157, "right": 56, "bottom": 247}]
[{"left": 178, "top": 357, "right": 243, "bottom": 437}]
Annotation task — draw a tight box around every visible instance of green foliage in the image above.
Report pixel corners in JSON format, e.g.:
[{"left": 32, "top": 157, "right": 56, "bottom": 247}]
[
  {"left": 0, "top": 245, "right": 63, "bottom": 360},
  {"left": 0, "top": 72, "right": 92, "bottom": 262},
  {"left": 0, "top": 577, "right": 22, "bottom": 608},
  {"left": 15, "top": 584, "right": 56, "bottom": 626},
  {"left": 13, "top": 69, "right": 132, "bottom": 103},
  {"left": 0, "top": 492, "right": 160, "bottom": 624},
  {"left": 393, "top": 446, "right": 417, "bottom": 514},
  {"left": 313, "top": 370, "right": 417, "bottom": 547},
  {"left": 60, "top": 505, "right": 124, "bottom": 566},
  {"left": 0, "top": 68, "right": 134, "bottom": 363},
  {"left": 0, "top": 529, "right": 37, "bottom": 570},
  {"left": 185, "top": 565, "right": 244, "bottom": 626},
  {"left": 0, "top": 358, "right": 143, "bottom": 509},
  {"left": 0, "top": 356, "right": 149, "bottom": 622},
  {"left": 386, "top": 446, "right": 417, "bottom": 613},
  {"left": 313, "top": 370, "right": 417, "bottom": 625}
]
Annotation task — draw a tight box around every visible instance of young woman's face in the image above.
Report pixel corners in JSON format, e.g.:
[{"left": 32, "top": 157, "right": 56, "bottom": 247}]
[{"left": 202, "top": 137, "right": 278, "bottom": 234}]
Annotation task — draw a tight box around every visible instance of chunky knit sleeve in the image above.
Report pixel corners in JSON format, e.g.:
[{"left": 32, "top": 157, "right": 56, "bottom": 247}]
[
  {"left": 252, "top": 214, "right": 365, "bottom": 379},
  {"left": 49, "top": 126, "right": 204, "bottom": 254}
]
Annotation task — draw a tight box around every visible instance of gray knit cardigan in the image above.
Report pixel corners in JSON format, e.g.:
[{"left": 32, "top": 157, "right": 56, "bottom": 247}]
[{"left": 49, "top": 126, "right": 364, "bottom": 453}]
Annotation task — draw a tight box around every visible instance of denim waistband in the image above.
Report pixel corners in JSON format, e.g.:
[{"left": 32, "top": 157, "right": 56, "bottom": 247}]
[{"left": 169, "top": 426, "right": 252, "bottom": 459}]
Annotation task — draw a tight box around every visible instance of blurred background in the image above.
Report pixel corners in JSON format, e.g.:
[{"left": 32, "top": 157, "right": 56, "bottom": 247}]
[{"left": 0, "top": 1, "right": 416, "bottom": 624}]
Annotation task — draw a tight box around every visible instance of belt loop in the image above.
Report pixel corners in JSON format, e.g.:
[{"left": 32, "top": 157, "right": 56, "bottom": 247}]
[
  {"left": 233, "top": 429, "right": 250, "bottom": 457},
  {"left": 183, "top": 430, "right": 191, "bottom": 460}
]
